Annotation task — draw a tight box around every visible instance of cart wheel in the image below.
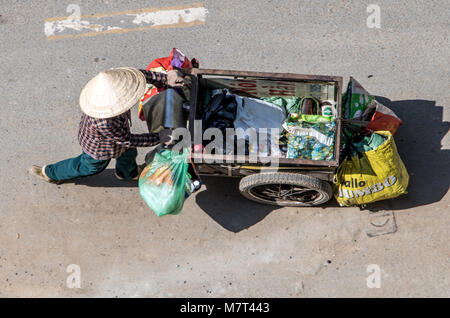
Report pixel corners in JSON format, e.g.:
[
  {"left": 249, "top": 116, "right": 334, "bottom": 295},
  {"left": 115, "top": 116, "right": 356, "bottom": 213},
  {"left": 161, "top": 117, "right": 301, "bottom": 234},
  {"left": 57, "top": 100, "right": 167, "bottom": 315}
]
[{"left": 239, "top": 173, "right": 333, "bottom": 207}]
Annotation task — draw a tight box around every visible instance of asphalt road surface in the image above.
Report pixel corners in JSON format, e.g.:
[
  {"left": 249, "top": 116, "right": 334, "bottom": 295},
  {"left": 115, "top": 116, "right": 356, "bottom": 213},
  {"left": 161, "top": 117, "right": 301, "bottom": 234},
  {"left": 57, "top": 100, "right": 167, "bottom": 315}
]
[{"left": 0, "top": 0, "right": 449, "bottom": 297}]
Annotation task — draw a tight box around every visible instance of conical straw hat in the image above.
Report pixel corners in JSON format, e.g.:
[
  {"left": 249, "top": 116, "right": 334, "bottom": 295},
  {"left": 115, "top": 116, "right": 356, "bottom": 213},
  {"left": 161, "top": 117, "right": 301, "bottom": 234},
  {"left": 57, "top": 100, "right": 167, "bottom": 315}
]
[{"left": 79, "top": 67, "right": 147, "bottom": 118}]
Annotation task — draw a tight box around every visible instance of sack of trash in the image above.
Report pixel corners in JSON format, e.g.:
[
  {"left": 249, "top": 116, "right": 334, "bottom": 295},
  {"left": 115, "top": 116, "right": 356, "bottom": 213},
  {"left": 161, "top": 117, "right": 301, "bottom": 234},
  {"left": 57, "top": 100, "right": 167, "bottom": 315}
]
[
  {"left": 139, "top": 148, "right": 192, "bottom": 216},
  {"left": 334, "top": 131, "right": 409, "bottom": 206}
]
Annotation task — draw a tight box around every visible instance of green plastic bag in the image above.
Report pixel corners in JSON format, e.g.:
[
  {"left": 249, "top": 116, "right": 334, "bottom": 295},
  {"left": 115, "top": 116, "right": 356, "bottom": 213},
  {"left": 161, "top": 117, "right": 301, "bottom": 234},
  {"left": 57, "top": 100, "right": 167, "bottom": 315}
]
[
  {"left": 139, "top": 148, "right": 191, "bottom": 217},
  {"left": 285, "top": 113, "right": 334, "bottom": 123},
  {"left": 261, "top": 96, "right": 301, "bottom": 114}
]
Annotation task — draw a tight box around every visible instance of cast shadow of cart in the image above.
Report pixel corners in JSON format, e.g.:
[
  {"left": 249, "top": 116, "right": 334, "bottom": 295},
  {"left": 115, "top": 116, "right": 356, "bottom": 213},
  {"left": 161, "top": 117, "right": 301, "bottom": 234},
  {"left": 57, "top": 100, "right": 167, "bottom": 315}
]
[
  {"left": 362, "top": 97, "right": 449, "bottom": 211},
  {"left": 195, "top": 176, "right": 278, "bottom": 232}
]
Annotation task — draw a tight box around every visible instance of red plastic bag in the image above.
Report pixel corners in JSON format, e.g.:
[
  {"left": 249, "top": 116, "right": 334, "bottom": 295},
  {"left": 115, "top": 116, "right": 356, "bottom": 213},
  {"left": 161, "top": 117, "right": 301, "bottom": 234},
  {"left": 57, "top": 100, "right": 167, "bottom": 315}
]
[
  {"left": 363, "top": 101, "right": 403, "bottom": 135},
  {"left": 138, "top": 48, "right": 197, "bottom": 121}
]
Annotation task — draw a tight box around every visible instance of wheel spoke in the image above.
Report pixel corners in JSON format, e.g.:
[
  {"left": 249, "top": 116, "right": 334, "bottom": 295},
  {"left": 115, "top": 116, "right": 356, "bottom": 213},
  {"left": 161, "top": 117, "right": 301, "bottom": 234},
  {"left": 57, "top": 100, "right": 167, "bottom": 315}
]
[
  {"left": 289, "top": 189, "right": 313, "bottom": 196},
  {"left": 250, "top": 184, "right": 320, "bottom": 203}
]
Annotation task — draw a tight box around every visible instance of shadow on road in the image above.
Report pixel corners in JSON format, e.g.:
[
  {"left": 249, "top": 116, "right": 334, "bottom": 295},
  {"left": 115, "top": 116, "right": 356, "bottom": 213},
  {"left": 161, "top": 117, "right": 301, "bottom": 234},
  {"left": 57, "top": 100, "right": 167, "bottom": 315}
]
[
  {"left": 69, "top": 169, "right": 139, "bottom": 188},
  {"left": 195, "top": 176, "right": 279, "bottom": 232}
]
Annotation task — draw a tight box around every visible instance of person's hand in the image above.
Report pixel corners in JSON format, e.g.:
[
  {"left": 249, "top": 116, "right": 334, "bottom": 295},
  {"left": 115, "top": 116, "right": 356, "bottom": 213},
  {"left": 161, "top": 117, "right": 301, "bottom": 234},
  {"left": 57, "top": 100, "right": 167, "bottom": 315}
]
[
  {"left": 185, "top": 67, "right": 198, "bottom": 76},
  {"left": 159, "top": 129, "right": 174, "bottom": 145},
  {"left": 163, "top": 134, "right": 174, "bottom": 145},
  {"left": 167, "top": 70, "right": 185, "bottom": 87}
]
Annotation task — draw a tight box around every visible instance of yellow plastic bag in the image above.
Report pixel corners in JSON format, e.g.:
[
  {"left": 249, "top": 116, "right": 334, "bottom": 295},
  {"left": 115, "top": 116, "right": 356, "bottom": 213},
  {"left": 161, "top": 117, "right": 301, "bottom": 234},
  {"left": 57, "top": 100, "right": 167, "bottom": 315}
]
[{"left": 334, "top": 131, "right": 409, "bottom": 206}]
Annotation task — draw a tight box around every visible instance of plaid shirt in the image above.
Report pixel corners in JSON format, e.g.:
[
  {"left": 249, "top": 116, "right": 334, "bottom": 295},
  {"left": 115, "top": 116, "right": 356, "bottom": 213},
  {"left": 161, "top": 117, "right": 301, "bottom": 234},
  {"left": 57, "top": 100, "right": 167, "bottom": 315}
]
[
  {"left": 140, "top": 69, "right": 167, "bottom": 88},
  {"left": 78, "top": 70, "right": 166, "bottom": 160}
]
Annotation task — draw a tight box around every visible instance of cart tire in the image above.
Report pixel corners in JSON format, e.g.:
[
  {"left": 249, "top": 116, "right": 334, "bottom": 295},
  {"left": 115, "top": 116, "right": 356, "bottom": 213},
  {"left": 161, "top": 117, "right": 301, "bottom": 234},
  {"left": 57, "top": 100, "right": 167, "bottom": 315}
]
[{"left": 239, "top": 173, "right": 333, "bottom": 207}]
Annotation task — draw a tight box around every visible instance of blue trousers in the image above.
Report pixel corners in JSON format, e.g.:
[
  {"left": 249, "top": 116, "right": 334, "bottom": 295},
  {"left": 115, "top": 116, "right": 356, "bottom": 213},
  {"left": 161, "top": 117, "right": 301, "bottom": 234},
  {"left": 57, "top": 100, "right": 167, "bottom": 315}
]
[{"left": 44, "top": 148, "right": 138, "bottom": 181}]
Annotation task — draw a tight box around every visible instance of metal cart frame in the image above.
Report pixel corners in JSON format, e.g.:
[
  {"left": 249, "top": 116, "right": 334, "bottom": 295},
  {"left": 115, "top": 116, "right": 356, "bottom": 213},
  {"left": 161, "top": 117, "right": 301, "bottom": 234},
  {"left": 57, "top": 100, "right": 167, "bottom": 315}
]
[{"left": 186, "top": 69, "right": 343, "bottom": 206}]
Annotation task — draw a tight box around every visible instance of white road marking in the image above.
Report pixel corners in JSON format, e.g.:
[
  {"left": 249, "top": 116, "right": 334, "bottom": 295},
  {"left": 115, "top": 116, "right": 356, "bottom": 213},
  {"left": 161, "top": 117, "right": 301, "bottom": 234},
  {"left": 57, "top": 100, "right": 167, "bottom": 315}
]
[
  {"left": 44, "top": 3, "right": 207, "bottom": 40},
  {"left": 130, "top": 7, "right": 207, "bottom": 26},
  {"left": 45, "top": 19, "right": 104, "bottom": 37}
]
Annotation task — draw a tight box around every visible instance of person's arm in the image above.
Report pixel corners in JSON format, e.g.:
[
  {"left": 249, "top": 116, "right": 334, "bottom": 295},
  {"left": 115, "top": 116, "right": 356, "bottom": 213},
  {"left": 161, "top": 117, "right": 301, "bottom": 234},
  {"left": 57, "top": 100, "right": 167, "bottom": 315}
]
[
  {"left": 140, "top": 69, "right": 185, "bottom": 88},
  {"left": 139, "top": 70, "right": 167, "bottom": 88},
  {"left": 95, "top": 116, "right": 160, "bottom": 147},
  {"left": 129, "top": 132, "right": 160, "bottom": 147}
]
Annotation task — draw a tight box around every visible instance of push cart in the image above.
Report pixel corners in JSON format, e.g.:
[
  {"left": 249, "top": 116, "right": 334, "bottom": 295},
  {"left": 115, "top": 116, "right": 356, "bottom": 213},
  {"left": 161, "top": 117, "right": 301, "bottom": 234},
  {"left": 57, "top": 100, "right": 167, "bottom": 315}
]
[{"left": 186, "top": 69, "right": 343, "bottom": 207}]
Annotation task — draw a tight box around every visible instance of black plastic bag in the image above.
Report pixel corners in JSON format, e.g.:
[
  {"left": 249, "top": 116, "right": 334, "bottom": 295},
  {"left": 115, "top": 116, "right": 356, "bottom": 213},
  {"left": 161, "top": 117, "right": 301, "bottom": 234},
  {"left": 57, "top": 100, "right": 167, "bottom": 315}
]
[{"left": 202, "top": 90, "right": 237, "bottom": 132}]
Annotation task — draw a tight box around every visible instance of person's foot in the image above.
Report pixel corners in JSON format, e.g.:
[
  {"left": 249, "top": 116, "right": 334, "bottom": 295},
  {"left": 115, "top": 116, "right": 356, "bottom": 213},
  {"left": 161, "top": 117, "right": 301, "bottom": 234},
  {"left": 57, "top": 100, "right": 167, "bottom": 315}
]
[
  {"left": 115, "top": 166, "right": 144, "bottom": 181},
  {"left": 29, "top": 165, "right": 61, "bottom": 184}
]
